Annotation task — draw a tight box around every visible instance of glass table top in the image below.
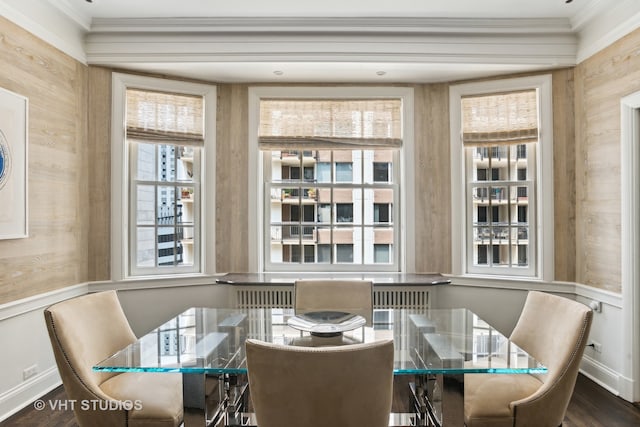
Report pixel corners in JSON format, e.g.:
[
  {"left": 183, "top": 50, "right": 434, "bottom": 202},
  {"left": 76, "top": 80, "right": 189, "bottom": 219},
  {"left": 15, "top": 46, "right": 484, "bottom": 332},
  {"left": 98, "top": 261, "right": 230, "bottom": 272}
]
[{"left": 93, "top": 307, "right": 547, "bottom": 376}]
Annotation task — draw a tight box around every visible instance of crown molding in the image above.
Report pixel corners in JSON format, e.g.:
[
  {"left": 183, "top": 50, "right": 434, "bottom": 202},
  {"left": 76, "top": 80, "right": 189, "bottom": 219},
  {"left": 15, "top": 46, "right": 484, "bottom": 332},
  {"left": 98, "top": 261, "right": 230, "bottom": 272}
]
[
  {"left": 85, "top": 17, "right": 577, "bottom": 68},
  {"left": 570, "top": 0, "right": 607, "bottom": 31},
  {"left": 576, "top": 0, "right": 640, "bottom": 62},
  {"left": 6, "top": 0, "right": 640, "bottom": 80},
  {"left": 0, "top": 0, "right": 87, "bottom": 64},
  {"left": 89, "top": 16, "right": 574, "bottom": 34},
  {"left": 45, "top": 0, "right": 91, "bottom": 31}
]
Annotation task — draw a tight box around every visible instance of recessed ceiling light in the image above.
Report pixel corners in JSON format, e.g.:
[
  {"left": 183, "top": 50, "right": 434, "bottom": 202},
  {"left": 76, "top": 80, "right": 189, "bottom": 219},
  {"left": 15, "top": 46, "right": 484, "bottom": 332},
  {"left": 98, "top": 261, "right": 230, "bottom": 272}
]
[
  {"left": 273, "top": 70, "right": 284, "bottom": 76},
  {"left": 376, "top": 71, "right": 386, "bottom": 76}
]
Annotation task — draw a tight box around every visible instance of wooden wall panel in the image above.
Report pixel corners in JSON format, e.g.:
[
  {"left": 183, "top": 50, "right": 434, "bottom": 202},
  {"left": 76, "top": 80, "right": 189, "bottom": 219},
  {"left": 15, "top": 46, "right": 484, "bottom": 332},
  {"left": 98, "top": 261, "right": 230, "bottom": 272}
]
[
  {"left": 552, "top": 68, "right": 576, "bottom": 282},
  {"left": 87, "top": 67, "right": 112, "bottom": 281},
  {"left": 0, "top": 18, "right": 89, "bottom": 304},
  {"left": 414, "top": 84, "right": 452, "bottom": 273},
  {"left": 574, "top": 28, "right": 640, "bottom": 293},
  {"left": 215, "top": 84, "right": 250, "bottom": 272}
]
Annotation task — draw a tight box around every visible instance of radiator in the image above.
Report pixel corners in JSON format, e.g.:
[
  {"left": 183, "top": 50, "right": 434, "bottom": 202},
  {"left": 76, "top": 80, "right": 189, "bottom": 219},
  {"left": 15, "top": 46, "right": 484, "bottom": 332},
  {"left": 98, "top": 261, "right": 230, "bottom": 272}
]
[
  {"left": 235, "top": 286, "right": 294, "bottom": 309},
  {"left": 235, "top": 286, "right": 430, "bottom": 310},
  {"left": 373, "top": 287, "right": 430, "bottom": 310}
]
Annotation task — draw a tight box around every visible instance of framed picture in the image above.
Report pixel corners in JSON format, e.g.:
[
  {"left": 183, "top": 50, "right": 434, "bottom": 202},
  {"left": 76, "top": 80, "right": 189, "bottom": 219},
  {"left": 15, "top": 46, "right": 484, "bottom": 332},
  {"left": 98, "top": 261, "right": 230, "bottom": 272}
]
[{"left": 0, "top": 87, "right": 28, "bottom": 239}]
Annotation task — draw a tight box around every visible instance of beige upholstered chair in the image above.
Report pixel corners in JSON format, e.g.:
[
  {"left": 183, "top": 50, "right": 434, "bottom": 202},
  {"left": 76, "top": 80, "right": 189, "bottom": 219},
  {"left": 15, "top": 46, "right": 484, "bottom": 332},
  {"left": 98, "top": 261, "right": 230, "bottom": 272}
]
[
  {"left": 44, "top": 291, "right": 183, "bottom": 427},
  {"left": 246, "top": 338, "right": 394, "bottom": 427},
  {"left": 294, "top": 279, "right": 374, "bottom": 325},
  {"left": 464, "top": 291, "right": 593, "bottom": 427}
]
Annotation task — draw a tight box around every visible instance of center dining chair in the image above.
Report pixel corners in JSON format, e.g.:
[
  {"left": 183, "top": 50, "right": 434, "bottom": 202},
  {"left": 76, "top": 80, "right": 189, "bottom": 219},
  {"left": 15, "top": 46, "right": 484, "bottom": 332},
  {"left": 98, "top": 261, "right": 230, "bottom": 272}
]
[
  {"left": 464, "top": 291, "right": 593, "bottom": 427},
  {"left": 293, "top": 279, "right": 374, "bottom": 325},
  {"left": 245, "top": 338, "right": 394, "bottom": 427},
  {"left": 44, "top": 290, "right": 183, "bottom": 427}
]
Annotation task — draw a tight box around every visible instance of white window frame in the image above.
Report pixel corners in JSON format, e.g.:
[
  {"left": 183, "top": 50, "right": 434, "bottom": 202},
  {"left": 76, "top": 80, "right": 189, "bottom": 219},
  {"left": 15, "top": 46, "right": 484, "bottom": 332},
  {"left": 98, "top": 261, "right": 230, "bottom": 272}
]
[
  {"left": 248, "top": 86, "right": 415, "bottom": 273},
  {"left": 111, "top": 73, "right": 216, "bottom": 280},
  {"left": 450, "top": 75, "right": 554, "bottom": 280}
]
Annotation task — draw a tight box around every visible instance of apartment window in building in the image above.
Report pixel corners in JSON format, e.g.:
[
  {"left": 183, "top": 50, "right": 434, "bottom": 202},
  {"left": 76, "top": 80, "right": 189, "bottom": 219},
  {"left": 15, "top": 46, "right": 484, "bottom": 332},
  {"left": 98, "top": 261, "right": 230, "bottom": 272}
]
[
  {"left": 111, "top": 74, "right": 216, "bottom": 278},
  {"left": 450, "top": 75, "right": 553, "bottom": 278},
  {"left": 254, "top": 89, "right": 411, "bottom": 272}
]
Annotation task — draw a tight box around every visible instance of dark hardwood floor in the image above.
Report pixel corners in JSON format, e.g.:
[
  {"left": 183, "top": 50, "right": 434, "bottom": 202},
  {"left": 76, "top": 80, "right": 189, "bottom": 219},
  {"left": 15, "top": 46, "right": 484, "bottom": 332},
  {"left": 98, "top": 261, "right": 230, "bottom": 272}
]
[{"left": 3, "top": 374, "right": 639, "bottom": 426}]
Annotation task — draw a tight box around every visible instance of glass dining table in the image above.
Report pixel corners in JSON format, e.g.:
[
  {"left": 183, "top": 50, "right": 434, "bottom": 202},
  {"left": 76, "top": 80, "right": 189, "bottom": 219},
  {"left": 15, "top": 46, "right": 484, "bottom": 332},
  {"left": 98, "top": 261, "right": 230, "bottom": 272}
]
[{"left": 94, "top": 307, "right": 546, "bottom": 427}]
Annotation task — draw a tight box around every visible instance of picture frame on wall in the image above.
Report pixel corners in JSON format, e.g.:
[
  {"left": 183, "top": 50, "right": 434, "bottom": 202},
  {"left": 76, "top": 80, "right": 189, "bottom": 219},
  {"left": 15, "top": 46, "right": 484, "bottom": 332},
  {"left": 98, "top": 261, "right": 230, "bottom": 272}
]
[{"left": 0, "top": 87, "right": 28, "bottom": 239}]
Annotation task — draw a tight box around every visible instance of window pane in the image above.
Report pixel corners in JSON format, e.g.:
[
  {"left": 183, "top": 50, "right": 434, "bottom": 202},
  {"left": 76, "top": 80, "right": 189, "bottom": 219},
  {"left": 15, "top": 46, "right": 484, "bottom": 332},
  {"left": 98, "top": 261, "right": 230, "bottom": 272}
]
[
  {"left": 290, "top": 166, "right": 300, "bottom": 180},
  {"left": 374, "top": 244, "right": 390, "bottom": 263},
  {"left": 492, "top": 245, "right": 501, "bottom": 265},
  {"left": 303, "top": 166, "right": 314, "bottom": 181},
  {"left": 177, "top": 146, "right": 195, "bottom": 182},
  {"left": 374, "top": 203, "right": 391, "bottom": 223},
  {"left": 518, "top": 206, "right": 527, "bottom": 223},
  {"left": 477, "top": 206, "right": 487, "bottom": 223},
  {"left": 136, "top": 227, "right": 155, "bottom": 267},
  {"left": 336, "top": 244, "right": 354, "bottom": 263},
  {"left": 477, "top": 168, "right": 487, "bottom": 181},
  {"left": 157, "top": 186, "right": 177, "bottom": 225},
  {"left": 157, "top": 226, "right": 179, "bottom": 266},
  {"left": 336, "top": 203, "right": 353, "bottom": 222},
  {"left": 157, "top": 145, "right": 177, "bottom": 182},
  {"left": 373, "top": 162, "right": 389, "bottom": 182},
  {"left": 317, "top": 244, "right": 331, "bottom": 263},
  {"left": 317, "top": 203, "right": 331, "bottom": 223},
  {"left": 303, "top": 245, "right": 315, "bottom": 263},
  {"left": 518, "top": 245, "right": 528, "bottom": 266},
  {"left": 137, "top": 143, "right": 156, "bottom": 181},
  {"left": 335, "top": 162, "right": 353, "bottom": 182},
  {"left": 477, "top": 244, "right": 488, "bottom": 265},
  {"left": 289, "top": 244, "right": 301, "bottom": 263},
  {"left": 317, "top": 162, "right": 331, "bottom": 183},
  {"left": 136, "top": 185, "right": 155, "bottom": 225}
]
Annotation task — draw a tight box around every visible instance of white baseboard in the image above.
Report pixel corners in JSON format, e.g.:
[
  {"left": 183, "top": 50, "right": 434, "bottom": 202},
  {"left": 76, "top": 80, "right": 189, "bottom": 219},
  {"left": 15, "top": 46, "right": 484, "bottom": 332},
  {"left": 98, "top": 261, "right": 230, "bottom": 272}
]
[
  {"left": 580, "top": 355, "right": 623, "bottom": 396},
  {"left": 0, "top": 367, "right": 61, "bottom": 422}
]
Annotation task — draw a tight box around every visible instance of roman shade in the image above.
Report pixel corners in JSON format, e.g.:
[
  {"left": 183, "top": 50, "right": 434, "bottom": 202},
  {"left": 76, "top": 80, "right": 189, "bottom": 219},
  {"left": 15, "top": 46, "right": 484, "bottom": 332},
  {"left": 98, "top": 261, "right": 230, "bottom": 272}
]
[
  {"left": 461, "top": 90, "right": 538, "bottom": 146},
  {"left": 258, "top": 98, "right": 402, "bottom": 149},
  {"left": 126, "top": 88, "right": 204, "bottom": 146}
]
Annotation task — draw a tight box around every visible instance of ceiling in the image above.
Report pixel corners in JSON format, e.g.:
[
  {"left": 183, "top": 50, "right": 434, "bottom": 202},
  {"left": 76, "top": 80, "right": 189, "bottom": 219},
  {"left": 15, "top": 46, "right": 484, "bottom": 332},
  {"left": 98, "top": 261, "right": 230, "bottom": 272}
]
[{"left": 29, "top": 0, "right": 639, "bottom": 82}]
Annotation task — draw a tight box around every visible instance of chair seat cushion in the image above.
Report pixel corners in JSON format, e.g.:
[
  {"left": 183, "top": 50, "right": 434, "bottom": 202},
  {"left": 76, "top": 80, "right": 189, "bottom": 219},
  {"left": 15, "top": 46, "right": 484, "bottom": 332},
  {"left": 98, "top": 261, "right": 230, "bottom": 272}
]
[
  {"left": 100, "top": 372, "right": 183, "bottom": 427},
  {"left": 464, "top": 373, "right": 542, "bottom": 427}
]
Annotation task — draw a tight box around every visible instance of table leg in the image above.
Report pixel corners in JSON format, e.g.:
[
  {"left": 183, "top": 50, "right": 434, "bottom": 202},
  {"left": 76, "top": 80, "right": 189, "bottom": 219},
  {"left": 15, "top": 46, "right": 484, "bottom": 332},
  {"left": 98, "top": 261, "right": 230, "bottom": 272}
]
[
  {"left": 183, "top": 372, "right": 207, "bottom": 426},
  {"left": 424, "top": 374, "right": 464, "bottom": 426}
]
